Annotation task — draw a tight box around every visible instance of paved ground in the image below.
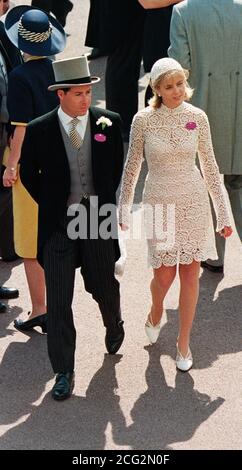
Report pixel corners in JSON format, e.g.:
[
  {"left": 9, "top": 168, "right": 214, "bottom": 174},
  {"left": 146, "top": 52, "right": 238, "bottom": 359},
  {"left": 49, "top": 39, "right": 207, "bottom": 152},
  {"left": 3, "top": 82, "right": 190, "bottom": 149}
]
[{"left": 0, "top": 0, "right": 242, "bottom": 451}]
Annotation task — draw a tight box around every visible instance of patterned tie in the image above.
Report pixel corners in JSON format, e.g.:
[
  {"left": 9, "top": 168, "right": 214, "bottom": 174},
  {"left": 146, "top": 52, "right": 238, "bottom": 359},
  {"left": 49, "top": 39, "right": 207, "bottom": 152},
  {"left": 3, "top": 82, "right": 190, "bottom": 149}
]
[{"left": 69, "top": 117, "right": 82, "bottom": 149}]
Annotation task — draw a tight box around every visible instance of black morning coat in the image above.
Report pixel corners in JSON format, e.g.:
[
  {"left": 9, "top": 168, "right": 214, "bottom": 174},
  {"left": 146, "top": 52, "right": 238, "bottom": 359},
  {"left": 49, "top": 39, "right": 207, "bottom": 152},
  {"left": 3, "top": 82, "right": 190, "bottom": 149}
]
[
  {"left": 20, "top": 106, "right": 124, "bottom": 266},
  {"left": 85, "top": 0, "right": 145, "bottom": 54}
]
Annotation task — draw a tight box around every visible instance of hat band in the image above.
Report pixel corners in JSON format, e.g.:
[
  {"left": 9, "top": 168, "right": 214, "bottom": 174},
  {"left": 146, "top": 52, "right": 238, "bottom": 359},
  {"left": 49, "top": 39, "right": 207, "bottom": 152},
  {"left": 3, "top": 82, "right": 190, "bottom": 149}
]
[
  {"left": 54, "top": 76, "right": 92, "bottom": 85},
  {"left": 18, "top": 16, "right": 52, "bottom": 43}
]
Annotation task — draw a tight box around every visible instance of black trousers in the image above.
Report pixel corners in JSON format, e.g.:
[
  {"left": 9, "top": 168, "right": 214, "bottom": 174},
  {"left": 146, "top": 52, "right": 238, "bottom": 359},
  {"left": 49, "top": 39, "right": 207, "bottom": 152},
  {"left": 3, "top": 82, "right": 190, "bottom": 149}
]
[
  {"left": 0, "top": 125, "right": 15, "bottom": 260},
  {"left": 31, "top": 0, "right": 73, "bottom": 26},
  {"left": 105, "top": 16, "right": 144, "bottom": 135},
  {"left": 43, "top": 211, "right": 121, "bottom": 373},
  {"left": 0, "top": 187, "right": 15, "bottom": 259}
]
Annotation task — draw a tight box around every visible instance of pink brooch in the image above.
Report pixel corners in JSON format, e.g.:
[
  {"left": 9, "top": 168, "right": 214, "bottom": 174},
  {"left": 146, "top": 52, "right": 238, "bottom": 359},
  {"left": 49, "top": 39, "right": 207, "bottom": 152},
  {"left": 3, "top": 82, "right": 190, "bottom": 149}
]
[
  {"left": 185, "top": 121, "right": 197, "bottom": 130},
  {"left": 94, "top": 133, "right": 107, "bottom": 142}
]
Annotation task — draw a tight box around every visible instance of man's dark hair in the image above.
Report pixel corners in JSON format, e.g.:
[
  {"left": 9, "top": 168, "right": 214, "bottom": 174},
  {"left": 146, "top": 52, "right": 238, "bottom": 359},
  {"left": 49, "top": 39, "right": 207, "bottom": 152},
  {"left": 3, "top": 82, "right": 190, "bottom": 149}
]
[{"left": 56, "top": 88, "right": 71, "bottom": 94}]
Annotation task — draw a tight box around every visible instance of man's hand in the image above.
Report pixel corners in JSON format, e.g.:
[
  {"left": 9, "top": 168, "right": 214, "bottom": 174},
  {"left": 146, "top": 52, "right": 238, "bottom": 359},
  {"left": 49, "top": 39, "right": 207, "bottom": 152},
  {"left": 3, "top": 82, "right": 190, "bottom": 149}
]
[
  {"left": 138, "top": 0, "right": 183, "bottom": 9},
  {"left": 119, "top": 223, "right": 129, "bottom": 231},
  {"left": 219, "top": 226, "right": 233, "bottom": 238}
]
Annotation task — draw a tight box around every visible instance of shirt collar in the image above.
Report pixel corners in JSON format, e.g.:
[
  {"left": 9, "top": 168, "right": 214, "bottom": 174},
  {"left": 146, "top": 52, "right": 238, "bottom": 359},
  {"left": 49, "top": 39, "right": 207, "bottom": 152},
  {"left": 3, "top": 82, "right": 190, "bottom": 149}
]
[{"left": 58, "top": 107, "right": 89, "bottom": 126}]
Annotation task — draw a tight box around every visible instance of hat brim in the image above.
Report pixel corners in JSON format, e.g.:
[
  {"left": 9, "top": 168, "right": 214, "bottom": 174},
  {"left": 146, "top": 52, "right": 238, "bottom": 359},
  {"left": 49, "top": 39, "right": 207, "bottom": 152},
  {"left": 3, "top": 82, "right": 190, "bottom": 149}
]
[
  {"left": 4, "top": 5, "right": 66, "bottom": 56},
  {"left": 48, "top": 77, "right": 100, "bottom": 91}
]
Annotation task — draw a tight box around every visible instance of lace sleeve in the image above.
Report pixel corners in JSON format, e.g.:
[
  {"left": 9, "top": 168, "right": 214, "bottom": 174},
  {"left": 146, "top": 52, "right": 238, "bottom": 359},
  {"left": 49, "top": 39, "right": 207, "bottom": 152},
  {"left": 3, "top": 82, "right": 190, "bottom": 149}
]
[
  {"left": 118, "top": 113, "right": 145, "bottom": 226},
  {"left": 198, "top": 112, "right": 231, "bottom": 231}
]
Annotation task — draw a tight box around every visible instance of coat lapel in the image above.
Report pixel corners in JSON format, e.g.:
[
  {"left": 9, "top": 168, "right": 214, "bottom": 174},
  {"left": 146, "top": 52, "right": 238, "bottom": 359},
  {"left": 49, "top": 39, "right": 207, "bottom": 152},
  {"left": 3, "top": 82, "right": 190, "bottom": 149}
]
[
  {"left": 41, "top": 108, "right": 70, "bottom": 188},
  {"left": 89, "top": 107, "right": 106, "bottom": 188},
  {"left": 43, "top": 109, "right": 69, "bottom": 165}
]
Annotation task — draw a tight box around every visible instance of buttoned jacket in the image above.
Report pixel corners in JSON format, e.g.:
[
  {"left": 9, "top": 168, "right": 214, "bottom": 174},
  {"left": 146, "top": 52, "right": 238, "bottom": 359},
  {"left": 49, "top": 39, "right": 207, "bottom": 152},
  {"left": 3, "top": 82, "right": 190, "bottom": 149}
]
[{"left": 20, "top": 106, "right": 124, "bottom": 265}]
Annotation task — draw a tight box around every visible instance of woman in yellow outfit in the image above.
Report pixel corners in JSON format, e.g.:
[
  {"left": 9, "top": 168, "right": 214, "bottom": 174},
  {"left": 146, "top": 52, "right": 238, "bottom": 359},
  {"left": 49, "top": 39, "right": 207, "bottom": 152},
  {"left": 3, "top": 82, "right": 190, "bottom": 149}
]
[{"left": 3, "top": 5, "right": 66, "bottom": 331}]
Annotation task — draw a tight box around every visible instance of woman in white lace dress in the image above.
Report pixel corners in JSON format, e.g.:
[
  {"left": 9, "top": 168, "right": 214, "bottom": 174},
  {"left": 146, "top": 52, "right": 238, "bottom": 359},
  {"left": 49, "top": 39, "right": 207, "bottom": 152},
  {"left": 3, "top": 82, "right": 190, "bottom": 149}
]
[{"left": 118, "top": 58, "right": 232, "bottom": 371}]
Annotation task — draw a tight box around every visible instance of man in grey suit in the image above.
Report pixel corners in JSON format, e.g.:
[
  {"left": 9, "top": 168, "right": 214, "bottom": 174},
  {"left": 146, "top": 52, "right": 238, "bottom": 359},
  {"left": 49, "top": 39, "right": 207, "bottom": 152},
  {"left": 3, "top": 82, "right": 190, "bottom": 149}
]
[{"left": 169, "top": 0, "right": 242, "bottom": 273}]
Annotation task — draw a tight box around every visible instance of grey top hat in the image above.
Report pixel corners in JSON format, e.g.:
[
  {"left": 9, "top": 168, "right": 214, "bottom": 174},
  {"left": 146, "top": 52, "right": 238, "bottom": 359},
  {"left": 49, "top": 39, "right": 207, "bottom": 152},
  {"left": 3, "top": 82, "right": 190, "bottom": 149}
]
[{"left": 48, "top": 55, "right": 100, "bottom": 91}]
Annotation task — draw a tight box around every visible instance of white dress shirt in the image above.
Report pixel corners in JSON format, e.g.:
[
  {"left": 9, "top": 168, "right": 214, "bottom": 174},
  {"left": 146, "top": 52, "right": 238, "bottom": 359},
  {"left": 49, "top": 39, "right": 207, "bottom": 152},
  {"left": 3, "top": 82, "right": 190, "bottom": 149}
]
[{"left": 58, "top": 107, "right": 88, "bottom": 140}]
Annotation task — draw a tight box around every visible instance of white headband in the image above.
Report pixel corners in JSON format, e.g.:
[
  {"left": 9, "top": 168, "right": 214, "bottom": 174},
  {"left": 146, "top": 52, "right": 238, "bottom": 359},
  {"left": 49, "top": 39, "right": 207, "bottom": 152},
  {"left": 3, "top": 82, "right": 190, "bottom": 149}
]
[{"left": 150, "top": 58, "right": 184, "bottom": 86}]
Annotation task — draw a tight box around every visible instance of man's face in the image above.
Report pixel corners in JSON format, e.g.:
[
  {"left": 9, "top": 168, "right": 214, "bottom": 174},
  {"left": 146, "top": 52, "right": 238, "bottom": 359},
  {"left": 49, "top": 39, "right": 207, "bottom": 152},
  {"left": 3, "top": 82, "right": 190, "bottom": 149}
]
[
  {"left": 57, "top": 85, "right": 92, "bottom": 117},
  {"left": 0, "top": 1, "right": 4, "bottom": 16},
  {"left": 3, "top": 0, "right": 10, "bottom": 15}
]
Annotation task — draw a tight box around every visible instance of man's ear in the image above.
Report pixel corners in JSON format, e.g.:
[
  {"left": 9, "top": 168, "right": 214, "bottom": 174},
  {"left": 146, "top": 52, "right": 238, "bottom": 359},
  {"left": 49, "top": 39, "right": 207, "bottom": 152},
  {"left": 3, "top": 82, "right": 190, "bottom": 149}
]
[{"left": 57, "top": 90, "right": 63, "bottom": 100}]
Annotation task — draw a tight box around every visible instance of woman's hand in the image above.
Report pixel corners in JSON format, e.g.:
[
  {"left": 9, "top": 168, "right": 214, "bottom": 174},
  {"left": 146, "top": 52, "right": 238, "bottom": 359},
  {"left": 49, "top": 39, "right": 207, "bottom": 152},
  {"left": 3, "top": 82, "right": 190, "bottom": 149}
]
[
  {"left": 219, "top": 226, "right": 233, "bottom": 238},
  {"left": 3, "top": 167, "right": 18, "bottom": 187},
  {"left": 119, "top": 223, "right": 129, "bottom": 231},
  {"left": 3, "top": 126, "right": 26, "bottom": 187},
  {"left": 138, "top": 0, "right": 183, "bottom": 8}
]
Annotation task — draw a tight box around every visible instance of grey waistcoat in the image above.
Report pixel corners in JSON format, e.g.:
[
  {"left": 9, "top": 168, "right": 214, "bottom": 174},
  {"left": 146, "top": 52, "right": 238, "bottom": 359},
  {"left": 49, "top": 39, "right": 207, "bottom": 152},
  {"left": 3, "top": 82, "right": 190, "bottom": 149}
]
[{"left": 59, "top": 117, "right": 95, "bottom": 206}]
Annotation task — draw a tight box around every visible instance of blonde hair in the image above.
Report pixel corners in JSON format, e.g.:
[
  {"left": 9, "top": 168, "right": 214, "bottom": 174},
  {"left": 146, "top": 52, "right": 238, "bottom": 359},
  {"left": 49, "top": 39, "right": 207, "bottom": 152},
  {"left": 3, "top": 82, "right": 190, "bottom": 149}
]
[{"left": 149, "top": 69, "right": 194, "bottom": 109}]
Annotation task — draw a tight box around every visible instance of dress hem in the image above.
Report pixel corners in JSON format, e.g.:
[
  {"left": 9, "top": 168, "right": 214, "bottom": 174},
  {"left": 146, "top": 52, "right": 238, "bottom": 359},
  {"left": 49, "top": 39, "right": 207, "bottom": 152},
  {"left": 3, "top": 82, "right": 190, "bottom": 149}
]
[{"left": 148, "top": 254, "right": 218, "bottom": 268}]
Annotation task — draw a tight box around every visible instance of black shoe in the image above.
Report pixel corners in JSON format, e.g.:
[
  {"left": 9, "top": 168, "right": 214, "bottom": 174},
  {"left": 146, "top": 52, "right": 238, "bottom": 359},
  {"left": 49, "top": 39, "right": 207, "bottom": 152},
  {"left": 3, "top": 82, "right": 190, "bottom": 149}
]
[
  {"left": 0, "top": 286, "right": 19, "bottom": 299},
  {"left": 87, "top": 48, "right": 107, "bottom": 60},
  {"left": 0, "top": 302, "right": 7, "bottom": 313},
  {"left": 14, "top": 313, "right": 47, "bottom": 333},
  {"left": 201, "top": 261, "right": 224, "bottom": 273},
  {"left": 1, "top": 254, "right": 20, "bottom": 262},
  {"left": 51, "top": 372, "right": 74, "bottom": 401},
  {"left": 105, "top": 320, "right": 125, "bottom": 354}
]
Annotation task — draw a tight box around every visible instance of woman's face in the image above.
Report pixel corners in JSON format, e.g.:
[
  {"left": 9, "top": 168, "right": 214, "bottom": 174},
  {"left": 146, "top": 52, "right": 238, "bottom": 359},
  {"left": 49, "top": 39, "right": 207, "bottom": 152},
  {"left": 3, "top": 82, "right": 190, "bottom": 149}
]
[{"left": 157, "top": 71, "right": 186, "bottom": 108}]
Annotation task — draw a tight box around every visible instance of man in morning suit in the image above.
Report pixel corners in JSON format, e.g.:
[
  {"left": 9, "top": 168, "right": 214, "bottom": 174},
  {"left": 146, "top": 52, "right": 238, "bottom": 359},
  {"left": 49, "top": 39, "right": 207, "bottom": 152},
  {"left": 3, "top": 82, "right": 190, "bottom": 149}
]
[{"left": 20, "top": 55, "right": 125, "bottom": 401}]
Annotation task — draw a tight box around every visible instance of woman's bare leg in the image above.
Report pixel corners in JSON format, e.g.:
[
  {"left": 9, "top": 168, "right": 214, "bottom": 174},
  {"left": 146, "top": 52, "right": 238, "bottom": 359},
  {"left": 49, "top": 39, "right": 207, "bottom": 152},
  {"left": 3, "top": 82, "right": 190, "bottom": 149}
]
[
  {"left": 149, "top": 265, "right": 177, "bottom": 325},
  {"left": 24, "top": 258, "right": 46, "bottom": 318},
  {"left": 178, "top": 261, "right": 200, "bottom": 356}
]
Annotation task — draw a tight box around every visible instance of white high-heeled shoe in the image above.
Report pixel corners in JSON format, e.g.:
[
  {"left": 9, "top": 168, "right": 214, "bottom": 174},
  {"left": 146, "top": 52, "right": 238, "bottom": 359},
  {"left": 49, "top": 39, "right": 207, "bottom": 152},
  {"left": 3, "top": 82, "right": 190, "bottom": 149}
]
[
  {"left": 145, "top": 315, "right": 161, "bottom": 344},
  {"left": 176, "top": 344, "right": 193, "bottom": 372}
]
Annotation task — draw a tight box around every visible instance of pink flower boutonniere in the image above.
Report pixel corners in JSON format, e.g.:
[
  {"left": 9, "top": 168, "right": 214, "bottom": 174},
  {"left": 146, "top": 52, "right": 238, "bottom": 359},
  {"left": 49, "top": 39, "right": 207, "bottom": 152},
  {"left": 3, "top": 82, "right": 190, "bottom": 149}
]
[
  {"left": 94, "top": 133, "right": 106, "bottom": 142},
  {"left": 95, "top": 116, "right": 112, "bottom": 143},
  {"left": 185, "top": 121, "right": 197, "bottom": 131}
]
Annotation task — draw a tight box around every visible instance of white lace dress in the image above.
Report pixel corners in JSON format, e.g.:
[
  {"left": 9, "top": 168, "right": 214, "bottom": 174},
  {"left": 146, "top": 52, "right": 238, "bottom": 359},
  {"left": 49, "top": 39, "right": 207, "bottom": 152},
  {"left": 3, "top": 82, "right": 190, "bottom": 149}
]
[{"left": 118, "top": 102, "right": 231, "bottom": 268}]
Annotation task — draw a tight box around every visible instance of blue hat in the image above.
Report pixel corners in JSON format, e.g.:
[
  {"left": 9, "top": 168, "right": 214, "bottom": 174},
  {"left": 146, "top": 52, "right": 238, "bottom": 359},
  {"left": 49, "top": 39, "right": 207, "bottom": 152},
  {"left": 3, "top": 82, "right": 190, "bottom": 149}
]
[{"left": 4, "top": 6, "right": 66, "bottom": 56}]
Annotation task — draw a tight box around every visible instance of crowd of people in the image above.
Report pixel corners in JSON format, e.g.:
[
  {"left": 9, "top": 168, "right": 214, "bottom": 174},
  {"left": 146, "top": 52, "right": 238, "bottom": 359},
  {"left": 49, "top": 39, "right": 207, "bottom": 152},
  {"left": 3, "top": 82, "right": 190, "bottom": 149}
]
[{"left": 0, "top": 0, "right": 241, "bottom": 401}]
